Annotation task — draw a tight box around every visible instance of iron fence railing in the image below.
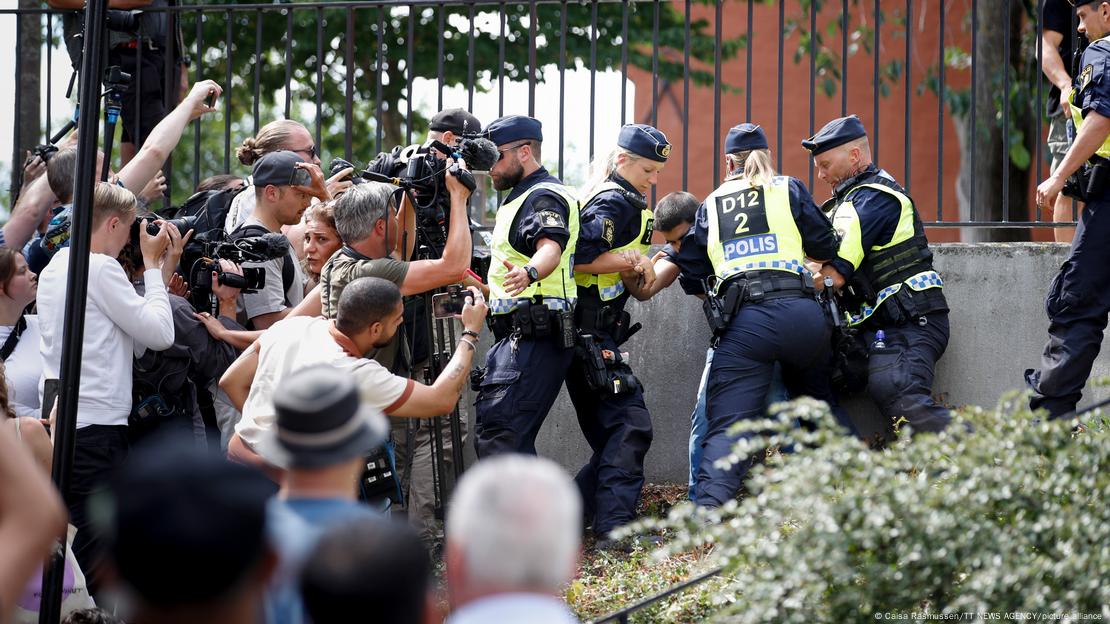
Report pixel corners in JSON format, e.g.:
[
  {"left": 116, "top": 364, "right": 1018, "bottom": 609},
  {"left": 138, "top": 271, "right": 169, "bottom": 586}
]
[{"left": 0, "top": 1, "right": 1082, "bottom": 231}]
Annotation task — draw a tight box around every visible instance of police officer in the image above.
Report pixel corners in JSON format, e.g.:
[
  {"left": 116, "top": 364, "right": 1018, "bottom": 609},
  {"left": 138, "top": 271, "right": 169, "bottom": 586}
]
[
  {"left": 567, "top": 124, "right": 668, "bottom": 543},
  {"left": 474, "top": 115, "right": 580, "bottom": 457},
  {"left": 806, "top": 115, "right": 951, "bottom": 435},
  {"left": 1027, "top": 0, "right": 1110, "bottom": 418},
  {"left": 672, "top": 123, "right": 841, "bottom": 507}
]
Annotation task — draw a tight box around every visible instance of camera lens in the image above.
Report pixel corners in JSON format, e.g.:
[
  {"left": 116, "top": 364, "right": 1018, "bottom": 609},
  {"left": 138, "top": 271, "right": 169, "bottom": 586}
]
[{"left": 146, "top": 214, "right": 199, "bottom": 238}]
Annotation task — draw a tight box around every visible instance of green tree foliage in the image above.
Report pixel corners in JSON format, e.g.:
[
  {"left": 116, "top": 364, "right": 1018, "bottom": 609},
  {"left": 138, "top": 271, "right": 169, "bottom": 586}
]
[
  {"left": 164, "top": 0, "right": 743, "bottom": 199},
  {"left": 616, "top": 395, "right": 1110, "bottom": 620}
]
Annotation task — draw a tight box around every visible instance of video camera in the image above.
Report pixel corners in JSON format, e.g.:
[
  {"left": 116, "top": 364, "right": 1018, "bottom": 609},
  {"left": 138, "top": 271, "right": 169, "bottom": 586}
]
[
  {"left": 181, "top": 231, "right": 290, "bottom": 314},
  {"left": 126, "top": 193, "right": 289, "bottom": 314},
  {"left": 330, "top": 135, "right": 499, "bottom": 259}
]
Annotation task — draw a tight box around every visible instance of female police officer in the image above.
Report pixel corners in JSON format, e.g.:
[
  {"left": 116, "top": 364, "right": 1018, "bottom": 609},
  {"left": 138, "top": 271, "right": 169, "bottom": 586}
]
[
  {"left": 672, "top": 123, "right": 841, "bottom": 507},
  {"left": 568, "top": 124, "right": 669, "bottom": 546}
]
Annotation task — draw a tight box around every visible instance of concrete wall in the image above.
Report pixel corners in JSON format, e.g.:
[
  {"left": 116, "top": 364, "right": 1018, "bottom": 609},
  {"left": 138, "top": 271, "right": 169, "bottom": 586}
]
[{"left": 469, "top": 243, "right": 1107, "bottom": 484}]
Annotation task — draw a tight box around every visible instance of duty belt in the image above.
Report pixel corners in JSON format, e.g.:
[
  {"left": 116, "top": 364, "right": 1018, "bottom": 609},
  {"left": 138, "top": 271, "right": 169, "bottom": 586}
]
[
  {"left": 721, "top": 270, "right": 814, "bottom": 308},
  {"left": 488, "top": 298, "right": 575, "bottom": 342},
  {"left": 848, "top": 270, "right": 943, "bottom": 326},
  {"left": 488, "top": 297, "right": 573, "bottom": 315}
]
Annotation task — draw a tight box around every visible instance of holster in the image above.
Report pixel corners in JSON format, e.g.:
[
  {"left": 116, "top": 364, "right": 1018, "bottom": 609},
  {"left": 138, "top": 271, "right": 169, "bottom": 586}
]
[
  {"left": 575, "top": 334, "right": 639, "bottom": 395},
  {"left": 831, "top": 331, "right": 869, "bottom": 395},
  {"left": 1064, "top": 158, "right": 1110, "bottom": 202},
  {"left": 576, "top": 334, "right": 612, "bottom": 391}
]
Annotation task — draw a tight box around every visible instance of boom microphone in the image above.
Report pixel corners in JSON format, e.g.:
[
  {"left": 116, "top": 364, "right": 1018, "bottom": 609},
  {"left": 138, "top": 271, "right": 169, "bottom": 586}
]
[
  {"left": 460, "top": 137, "right": 499, "bottom": 172},
  {"left": 234, "top": 232, "right": 291, "bottom": 261}
]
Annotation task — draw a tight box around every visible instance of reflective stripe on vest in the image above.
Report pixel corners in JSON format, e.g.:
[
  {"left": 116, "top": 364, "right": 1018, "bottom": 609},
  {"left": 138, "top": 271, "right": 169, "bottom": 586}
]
[
  {"left": 1070, "top": 37, "right": 1110, "bottom": 161},
  {"left": 487, "top": 181, "right": 580, "bottom": 315},
  {"left": 705, "top": 176, "right": 806, "bottom": 293},
  {"left": 833, "top": 180, "right": 941, "bottom": 321},
  {"left": 847, "top": 270, "right": 943, "bottom": 326},
  {"left": 574, "top": 183, "right": 654, "bottom": 301}
]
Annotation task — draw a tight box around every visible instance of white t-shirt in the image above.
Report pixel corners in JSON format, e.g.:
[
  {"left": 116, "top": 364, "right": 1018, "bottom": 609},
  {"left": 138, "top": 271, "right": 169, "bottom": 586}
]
[
  {"left": 237, "top": 217, "right": 305, "bottom": 323},
  {"left": 37, "top": 249, "right": 175, "bottom": 427},
  {"left": 235, "top": 315, "right": 413, "bottom": 466},
  {"left": 1, "top": 315, "right": 42, "bottom": 419},
  {"left": 224, "top": 180, "right": 257, "bottom": 233}
]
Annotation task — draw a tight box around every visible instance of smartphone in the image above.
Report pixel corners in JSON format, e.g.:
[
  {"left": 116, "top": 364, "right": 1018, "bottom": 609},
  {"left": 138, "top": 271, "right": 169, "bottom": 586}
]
[
  {"left": 431, "top": 284, "right": 468, "bottom": 319},
  {"left": 290, "top": 167, "right": 313, "bottom": 187},
  {"left": 41, "top": 378, "right": 60, "bottom": 429}
]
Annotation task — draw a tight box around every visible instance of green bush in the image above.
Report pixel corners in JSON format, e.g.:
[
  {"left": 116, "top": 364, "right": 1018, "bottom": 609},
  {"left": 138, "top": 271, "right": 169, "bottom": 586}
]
[{"left": 616, "top": 394, "right": 1110, "bottom": 622}]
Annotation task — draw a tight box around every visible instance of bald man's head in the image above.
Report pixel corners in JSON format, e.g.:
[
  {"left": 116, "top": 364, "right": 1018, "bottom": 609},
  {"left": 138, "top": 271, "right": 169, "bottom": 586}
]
[{"left": 812, "top": 136, "right": 873, "bottom": 189}]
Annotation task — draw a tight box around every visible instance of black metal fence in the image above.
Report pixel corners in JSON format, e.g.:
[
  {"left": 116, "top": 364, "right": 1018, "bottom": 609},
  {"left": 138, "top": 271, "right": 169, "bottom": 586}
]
[
  {"left": 1, "top": 1, "right": 1082, "bottom": 235},
  {"left": 1, "top": 0, "right": 1085, "bottom": 235}
]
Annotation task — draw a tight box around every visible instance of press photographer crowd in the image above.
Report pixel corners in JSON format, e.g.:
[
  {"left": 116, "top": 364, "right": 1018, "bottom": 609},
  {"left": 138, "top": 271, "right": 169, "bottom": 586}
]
[{"left": 7, "top": 1, "right": 1110, "bottom": 620}]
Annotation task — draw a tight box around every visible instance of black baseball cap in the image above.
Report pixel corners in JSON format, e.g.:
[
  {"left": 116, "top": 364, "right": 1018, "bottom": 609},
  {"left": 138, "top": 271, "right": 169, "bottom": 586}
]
[
  {"left": 429, "top": 108, "right": 482, "bottom": 136},
  {"left": 252, "top": 150, "right": 307, "bottom": 188}
]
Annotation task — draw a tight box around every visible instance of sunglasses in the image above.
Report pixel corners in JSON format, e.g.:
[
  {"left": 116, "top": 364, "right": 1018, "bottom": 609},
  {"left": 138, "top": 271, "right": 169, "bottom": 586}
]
[
  {"left": 497, "top": 141, "right": 531, "bottom": 162},
  {"left": 292, "top": 144, "right": 318, "bottom": 159}
]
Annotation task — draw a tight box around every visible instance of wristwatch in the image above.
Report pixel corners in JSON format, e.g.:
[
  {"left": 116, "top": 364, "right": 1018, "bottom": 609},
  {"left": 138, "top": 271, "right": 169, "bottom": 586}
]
[{"left": 524, "top": 265, "right": 540, "bottom": 284}]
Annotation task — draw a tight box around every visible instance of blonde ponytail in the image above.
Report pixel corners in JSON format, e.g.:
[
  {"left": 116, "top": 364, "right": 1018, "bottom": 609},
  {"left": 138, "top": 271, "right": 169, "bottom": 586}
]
[
  {"left": 725, "top": 149, "right": 776, "bottom": 187},
  {"left": 579, "top": 147, "right": 644, "bottom": 205}
]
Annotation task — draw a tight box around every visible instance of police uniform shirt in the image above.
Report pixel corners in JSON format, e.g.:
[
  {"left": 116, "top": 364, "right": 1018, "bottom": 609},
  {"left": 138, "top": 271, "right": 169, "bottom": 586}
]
[
  {"left": 672, "top": 176, "right": 839, "bottom": 295},
  {"left": 826, "top": 165, "right": 908, "bottom": 281},
  {"left": 658, "top": 243, "right": 705, "bottom": 296},
  {"left": 576, "top": 173, "right": 646, "bottom": 265},
  {"left": 503, "top": 166, "right": 572, "bottom": 256},
  {"left": 1075, "top": 38, "right": 1110, "bottom": 123}
]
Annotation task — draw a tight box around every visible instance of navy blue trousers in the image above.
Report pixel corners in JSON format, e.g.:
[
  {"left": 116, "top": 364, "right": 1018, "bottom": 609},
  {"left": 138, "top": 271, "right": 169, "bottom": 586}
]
[
  {"left": 473, "top": 334, "right": 575, "bottom": 458},
  {"left": 858, "top": 311, "right": 951, "bottom": 433},
  {"left": 1027, "top": 198, "right": 1110, "bottom": 418},
  {"left": 566, "top": 332, "right": 653, "bottom": 535},
  {"left": 696, "top": 297, "right": 837, "bottom": 508}
]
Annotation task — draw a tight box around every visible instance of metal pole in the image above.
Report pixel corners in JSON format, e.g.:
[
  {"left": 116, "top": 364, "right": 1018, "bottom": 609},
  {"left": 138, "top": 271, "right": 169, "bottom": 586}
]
[{"left": 39, "top": 0, "right": 108, "bottom": 621}]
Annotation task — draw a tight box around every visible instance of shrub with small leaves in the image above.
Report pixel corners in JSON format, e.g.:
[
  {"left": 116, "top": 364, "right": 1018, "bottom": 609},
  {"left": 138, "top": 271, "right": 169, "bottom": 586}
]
[{"left": 615, "top": 392, "right": 1110, "bottom": 622}]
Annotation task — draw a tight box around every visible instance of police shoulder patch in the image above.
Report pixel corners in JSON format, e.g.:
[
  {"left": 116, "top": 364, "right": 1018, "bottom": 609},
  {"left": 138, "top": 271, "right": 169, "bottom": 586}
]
[
  {"left": 602, "top": 218, "right": 615, "bottom": 246},
  {"left": 1082, "top": 64, "right": 1094, "bottom": 90},
  {"left": 537, "top": 210, "right": 565, "bottom": 229}
]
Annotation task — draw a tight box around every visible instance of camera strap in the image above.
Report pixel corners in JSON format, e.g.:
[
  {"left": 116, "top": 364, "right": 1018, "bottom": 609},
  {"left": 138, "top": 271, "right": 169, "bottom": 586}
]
[
  {"left": 1, "top": 313, "right": 27, "bottom": 361},
  {"left": 231, "top": 223, "right": 295, "bottom": 298}
]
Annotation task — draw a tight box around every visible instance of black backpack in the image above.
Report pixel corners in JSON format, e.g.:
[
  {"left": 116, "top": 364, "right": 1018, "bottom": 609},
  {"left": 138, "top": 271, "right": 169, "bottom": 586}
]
[{"left": 174, "top": 185, "right": 244, "bottom": 236}]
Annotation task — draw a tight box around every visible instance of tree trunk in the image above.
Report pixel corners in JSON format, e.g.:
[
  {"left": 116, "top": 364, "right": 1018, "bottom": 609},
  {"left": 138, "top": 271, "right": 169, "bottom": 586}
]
[
  {"left": 11, "top": 0, "right": 42, "bottom": 200},
  {"left": 956, "top": 0, "right": 1030, "bottom": 243}
]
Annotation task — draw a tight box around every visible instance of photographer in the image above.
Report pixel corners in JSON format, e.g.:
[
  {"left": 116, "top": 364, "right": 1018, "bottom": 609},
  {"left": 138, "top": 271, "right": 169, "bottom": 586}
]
[
  {"left": 221, "top": 277, "right": 488, "bottom": 482},
  {"left": 234, "top": 150, "right": 328, "bottom": 330},
  {"left": 117, "top": 225, "right": 246, "bottom": 448},
  {"left": 36, "top": 182, "right": 178, "bottom": 593},
  {"left": 23, "top": 79, "right": 222, "bottom": 273},
  {"left": 48, "top": 0, "right": 187, "bottom": 163}
]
